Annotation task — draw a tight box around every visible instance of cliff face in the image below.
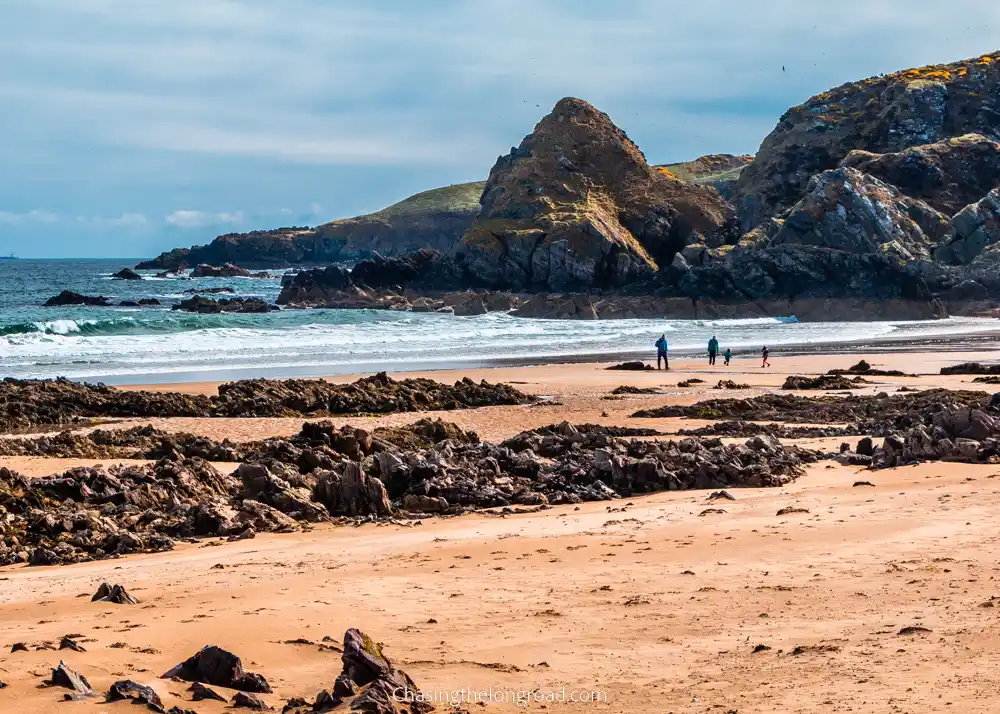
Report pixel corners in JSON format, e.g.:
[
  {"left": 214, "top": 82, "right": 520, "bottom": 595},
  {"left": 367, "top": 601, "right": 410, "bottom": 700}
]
[
  {"left": 736, "top": 52, "right": 1000, "bottom": 231},
  {"left": 136, "top": 183, "right": 484, "bottom": 270},
  {"left": 454, "top": 98, "right": 739, "bottom": 291}
]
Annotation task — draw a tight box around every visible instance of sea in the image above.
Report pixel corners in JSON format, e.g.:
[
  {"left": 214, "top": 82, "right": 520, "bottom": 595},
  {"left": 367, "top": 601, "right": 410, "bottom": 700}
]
[{"left": 2, "top": 259, "right": 999, "bottom": 386}]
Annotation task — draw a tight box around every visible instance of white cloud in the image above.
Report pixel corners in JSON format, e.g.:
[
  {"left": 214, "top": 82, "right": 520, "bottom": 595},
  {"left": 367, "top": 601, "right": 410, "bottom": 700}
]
[
  {"left": 0, "top": 209, "right": 59, "bottom": 224},
  {"left": 165, "top": 209, "right": 245, "bottom": 228},
  {"left": 76, "top": 212, "right": 149, "bottom": 227}
]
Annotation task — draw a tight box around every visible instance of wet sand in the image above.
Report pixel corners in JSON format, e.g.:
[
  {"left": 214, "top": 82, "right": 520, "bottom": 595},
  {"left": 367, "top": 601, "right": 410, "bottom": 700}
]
[{"left": 3, "top": 349, "right": 1000, "bottom": 712}]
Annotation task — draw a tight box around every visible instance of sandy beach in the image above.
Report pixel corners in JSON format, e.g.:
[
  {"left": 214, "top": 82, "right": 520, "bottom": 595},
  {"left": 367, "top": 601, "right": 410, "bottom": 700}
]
[{"left": 3, "top": 347, "right": 1000, "bottom": 712}]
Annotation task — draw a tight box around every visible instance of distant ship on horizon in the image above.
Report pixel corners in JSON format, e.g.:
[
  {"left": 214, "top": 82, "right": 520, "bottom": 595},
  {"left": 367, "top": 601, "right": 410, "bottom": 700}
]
[{"left": 0, "top": 253, "right": 18, "bottom": 260}]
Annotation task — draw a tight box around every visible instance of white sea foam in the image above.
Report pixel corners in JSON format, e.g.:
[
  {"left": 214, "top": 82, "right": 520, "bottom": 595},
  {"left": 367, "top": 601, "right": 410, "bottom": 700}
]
[{"left": 2, "top": 311, "right": 999, "bottom": 382}]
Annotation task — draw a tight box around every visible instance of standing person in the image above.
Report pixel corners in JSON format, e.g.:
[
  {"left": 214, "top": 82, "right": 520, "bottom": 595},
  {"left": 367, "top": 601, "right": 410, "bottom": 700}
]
[
  {"left": 724, "top": 348, "right": 732, "bottom": 366},
  {"left": 708, "top": 334, "right": 719, "bottom": 366},
  {"left": 761, "top": 345, "right": 770, "bottom": 368},
  {"left": 655, "top": 334, "right": 669, "bottom": 371}
]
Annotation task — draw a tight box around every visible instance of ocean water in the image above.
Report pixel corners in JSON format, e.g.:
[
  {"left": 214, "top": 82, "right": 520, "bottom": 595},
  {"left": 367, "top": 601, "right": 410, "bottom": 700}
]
[{"left": 1, "top": 259, "right": 999, "bottom": 385}]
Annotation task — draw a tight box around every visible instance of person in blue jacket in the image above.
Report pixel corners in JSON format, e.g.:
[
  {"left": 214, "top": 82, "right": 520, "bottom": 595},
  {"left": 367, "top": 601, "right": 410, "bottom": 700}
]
[
  {"left": 655, "top": 334, "right": 669, "bottom": 370},
  {"left": 708, "top": 335, "right": 719, "bottom": 365}
]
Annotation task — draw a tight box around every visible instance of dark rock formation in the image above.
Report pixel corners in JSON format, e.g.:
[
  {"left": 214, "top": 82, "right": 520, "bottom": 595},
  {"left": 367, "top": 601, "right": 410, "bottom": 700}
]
[
  {"left": 605, "top": 362, "right": 654, "bottom": 371},
  {"left": 2, "top": 415, "right": 822, "bottom": 566},
  {"left": 232, "top": 692, "right": 272, "bottom": 710},
  {"left": 284, "top": 629, "right": 431, "bottom": 714},
  {"left": 43, "top": 291, "right": 111, "bottom": 307},
  {"left": 111, "top": 268, "right": 143, "bottom": 280},
  {"left": 172, "top": 295, "right": 279, "bottom": 313},
  {"left": 0, "top": 458, "right": 245, "bottom": 566},
  {"left": 183, "top": 286, "right": 235, "bottom": 294},
  {"left": 828, "top": 359, "right": 910, "bottom": 377},
  {"left": 118, "top": 298, "right": 161, "bottom": 307},
  {"left": 190, "top": 263, "right": 271, "bottom": 278},
  {"left": 737, "top": 51, "right": 1000, "bottom": 230},
  {"left": 940, "top": 362, "right": 1000, "bottom": 375},
  {"left": 874, "top": 406, "right": 1000, "bottom": 468},
  {"left": 161, "top": 645, "right": 272, "bottom": 693},
  {"left": 456, "top": 97, "right": 737, "bottom": 291},
  {"left": 840, "top": 134, "right": 1000, "bottom": 215},
  {"left": 190, "top": 682, "right": 227, "bottom": 702},
  {"left": 0, "top": 377, "right": 212, "bottom": 433},
  {"left": 92, "top": 582, "right": 138, "bottom": 605},
  {"left": 275, "top": 249, "right": 466, "bottom": 308},
  {"left": 0, "top": 374, "right": 532, "bottom": 434},
  {"left": 313, "top": 463, "right": 393, "bottom": 517},
  {"left": 210, "top": 372, "right": 535, "bottom": 418},
  {"left": 633, "top": 388, "right": 991, "bottom": 428},
  {"left": 107, "top": 680, "right": 164, "bottom": 711},
  {"left": 44, "top": 661, "right": 94, "bottom": 697},
  {"left": 782, "top": 374, "right": 871, "bottom": 390},
  {"left": 714, "top": 380, "right": 750, "bottom": 390},
  {"left": 611, "top": 385, "right": 660, "bottom": 395},
  {"left": 677, "top": 420, "right": 860, "bottom": 439}
]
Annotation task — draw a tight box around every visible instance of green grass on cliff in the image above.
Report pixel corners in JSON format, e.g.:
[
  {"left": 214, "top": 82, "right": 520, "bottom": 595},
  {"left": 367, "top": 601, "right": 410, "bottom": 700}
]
[
  {"left": 363, "top": 181, "right": 485, "bottom": 220},
  {"left": 654, "top": 154, "right": 753, "bottom": 185}
]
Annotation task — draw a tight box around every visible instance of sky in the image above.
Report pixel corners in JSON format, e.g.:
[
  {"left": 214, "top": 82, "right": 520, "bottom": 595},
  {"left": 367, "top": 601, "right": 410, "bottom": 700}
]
[{"left": 1, "top": 0, "right": 998, "bottom": 259}]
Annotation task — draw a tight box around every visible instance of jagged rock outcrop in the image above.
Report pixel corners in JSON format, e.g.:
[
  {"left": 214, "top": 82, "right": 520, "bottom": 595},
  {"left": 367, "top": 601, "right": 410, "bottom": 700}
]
[
  {"left": 768, "top": 167, "right": 953, "bottom": 260},
  {"left": 840, "top": 134, "right": 1000, "bottom": 215},
  {"left": 737, "top": 51, "right": 1000, "bottom": 230},
  {"left": 276, "top": 250, "right": 468, "bottom": 308},
  {"left": 162, "top": 645, "right": 272, "bottom": 693},
  {"left": 455, "top": 97, "right": 738, "bottom": 291},
  {"left": 43, "top": 291, "right": 111, "bottom": 307},
  {"left": 313, "top": 462, "right": 393, "bottom": 517},
  {"left": 936, "top": 188, "right": 1000, "bottom": 264},
  {"left": 672, "top": 167, "right": 950, "bottom": 318}
]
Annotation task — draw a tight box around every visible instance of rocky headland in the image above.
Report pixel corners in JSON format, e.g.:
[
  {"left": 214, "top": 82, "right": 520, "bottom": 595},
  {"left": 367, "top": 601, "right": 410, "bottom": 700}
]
[{"left": 135, "top": 52, "right": 1000, "bottom": 321}]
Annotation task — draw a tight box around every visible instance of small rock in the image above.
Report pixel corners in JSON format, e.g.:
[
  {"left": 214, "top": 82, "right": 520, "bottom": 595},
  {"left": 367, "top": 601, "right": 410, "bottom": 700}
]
[
  {"left": 776, "top": 507, "right": 810, "bottom": 516},
  {"left": 232, "top": 691, "right": 272, "bottom": 710},
  {"left": 59, "top": 636, "right": 86, "bottom": 652},
  {"left": 189, "top": 681, "right": 227, "bottom": 701},
  {"left": 92, "top": 582, "right": 139, "bottom": 605}
]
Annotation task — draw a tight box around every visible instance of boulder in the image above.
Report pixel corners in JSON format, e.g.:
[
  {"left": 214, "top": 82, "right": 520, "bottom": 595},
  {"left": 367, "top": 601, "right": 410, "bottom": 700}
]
[
  {"left": 737, "top": 51, "right": 1000, "bottom": 230},
  {"left": 111, "top": 267, "right": 143, "bottom": 280},
  {"left": 456, "top": 97, "right": 737, "bottom": 291},
  {"left": 160, "top": 645, "right": 272, "bottom": 693}
]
